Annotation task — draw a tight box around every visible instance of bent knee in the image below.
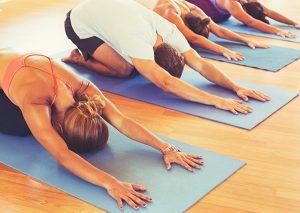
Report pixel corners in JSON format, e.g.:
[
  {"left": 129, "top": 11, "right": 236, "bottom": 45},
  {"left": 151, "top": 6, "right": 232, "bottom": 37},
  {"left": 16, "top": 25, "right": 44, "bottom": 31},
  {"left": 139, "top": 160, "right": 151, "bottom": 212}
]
[{"left": 116, "top": 64, "right": 134, "bottom": 78}]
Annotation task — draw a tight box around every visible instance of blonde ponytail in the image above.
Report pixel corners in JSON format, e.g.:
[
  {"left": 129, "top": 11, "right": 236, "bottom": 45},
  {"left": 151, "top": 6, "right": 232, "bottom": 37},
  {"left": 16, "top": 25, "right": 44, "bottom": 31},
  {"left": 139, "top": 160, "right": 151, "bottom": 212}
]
[
  {"left": 77, "top": 95, "right": 106, "bottom": 118},
  {"left": 59, "top": 94, "right": 109, "bottom": 153}
]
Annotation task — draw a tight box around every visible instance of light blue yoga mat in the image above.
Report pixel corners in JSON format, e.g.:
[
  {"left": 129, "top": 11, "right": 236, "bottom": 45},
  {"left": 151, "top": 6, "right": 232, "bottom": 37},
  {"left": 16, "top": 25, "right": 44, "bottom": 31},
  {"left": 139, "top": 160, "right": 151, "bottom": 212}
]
[
  {"left": 0, "top": 125, "right": 246, "bottom": 213},
  {"left": 53, "top": 51, "right": 298, "bottom": 130},
  {"left": 194, "top": 36, "right": 300, "bottom": 72},
  {"left": 219, "top": 18, "right": 300, "bottom": 42}
]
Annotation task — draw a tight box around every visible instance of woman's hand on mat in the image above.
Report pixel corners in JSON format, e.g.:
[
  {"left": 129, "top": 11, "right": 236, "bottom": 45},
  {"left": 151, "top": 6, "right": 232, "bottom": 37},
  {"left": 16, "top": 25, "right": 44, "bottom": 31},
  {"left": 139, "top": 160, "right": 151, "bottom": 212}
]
[
  {"left": 236, "top": 87, "right": 271, "bottom": 102},
  {"left": 215, "top": 98, "right": 253, "bottom": 115},
  {"left": 222, "top": 49, "right": 244, "bottom": 61},
  {"left": 246, "top": 41, "right": 270, "bottom": 49},
  {"left": 106, "top": 179, "right": 152, "bottom": 210},
  {"left": 276, "top": 30, "right": 297, "bottom": 38},
  {"left": 163, "top": 149, "right": 204, "bottom": 172}
]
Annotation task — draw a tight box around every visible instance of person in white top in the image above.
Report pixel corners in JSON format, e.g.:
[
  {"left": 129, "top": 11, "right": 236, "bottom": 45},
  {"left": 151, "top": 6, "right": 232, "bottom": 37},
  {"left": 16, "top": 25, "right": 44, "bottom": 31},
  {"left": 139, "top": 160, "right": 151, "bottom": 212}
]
[
  {"left": 134, "top": 0, "right": 159, "bottom": 10},
  {"left": 63, "top": 0, "right": 270, "bottom": 117}
]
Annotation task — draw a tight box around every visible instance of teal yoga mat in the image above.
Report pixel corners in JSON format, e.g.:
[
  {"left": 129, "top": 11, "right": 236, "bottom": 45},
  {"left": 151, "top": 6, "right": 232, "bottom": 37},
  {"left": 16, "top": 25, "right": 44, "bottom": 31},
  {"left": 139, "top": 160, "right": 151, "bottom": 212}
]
[
  {"left": 0, "top": 125, "right": 245, "bottom": 212},
  {"left": 195, "top": 36, "right": 300, "bottom": 71},
  {"left": 219, "top": 18, "right": 300, "bottom": 42}
]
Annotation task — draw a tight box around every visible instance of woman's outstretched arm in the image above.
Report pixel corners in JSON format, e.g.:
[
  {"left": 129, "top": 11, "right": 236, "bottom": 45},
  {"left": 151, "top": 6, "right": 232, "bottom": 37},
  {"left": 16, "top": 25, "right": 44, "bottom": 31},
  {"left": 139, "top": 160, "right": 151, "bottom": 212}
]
[
  {"left": 225, "top": 1, "right": 296, "bottom": 38},
  {"left": 258, "top": 2, "right": 299, "bottom": 28},
  {"left": 21, "top": 101, "right": 152, "bottom": 210},
  {"left": 209, "top": 21, "right": 269, "bottom": 49},
  {"left": 84, "top": 83, "right": 204, "bottom": 172}
]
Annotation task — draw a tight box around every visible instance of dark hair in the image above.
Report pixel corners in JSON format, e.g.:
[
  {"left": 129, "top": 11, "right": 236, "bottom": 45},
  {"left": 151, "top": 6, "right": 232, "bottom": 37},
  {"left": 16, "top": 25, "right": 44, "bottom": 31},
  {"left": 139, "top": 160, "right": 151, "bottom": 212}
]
[
  {"left": 185, "top": 12, "right": 210, "bottom": 38},
  {"left": 52, "top": 95, "right": 109, "bottom": 153},
  {"left": 242, "top": 2, "right": 269, "bottom": 24},
  {"left": 154, "top": 43, "right": 185, "bottom": 78}
]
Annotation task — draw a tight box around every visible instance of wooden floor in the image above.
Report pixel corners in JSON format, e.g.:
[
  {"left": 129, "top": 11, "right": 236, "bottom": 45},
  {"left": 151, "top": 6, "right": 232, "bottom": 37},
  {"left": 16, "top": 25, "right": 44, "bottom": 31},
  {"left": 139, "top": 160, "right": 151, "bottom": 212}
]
[{"left": 0, "top": 0, "right": 300, "bottom": 212}]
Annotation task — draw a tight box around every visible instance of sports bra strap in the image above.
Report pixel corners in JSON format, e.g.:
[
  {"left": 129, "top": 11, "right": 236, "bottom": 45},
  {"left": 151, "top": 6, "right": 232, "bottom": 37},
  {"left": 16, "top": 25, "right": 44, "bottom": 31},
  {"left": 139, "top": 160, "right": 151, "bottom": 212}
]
[{"left": 23, "top": 54, "right": 58, "bottom": 106}]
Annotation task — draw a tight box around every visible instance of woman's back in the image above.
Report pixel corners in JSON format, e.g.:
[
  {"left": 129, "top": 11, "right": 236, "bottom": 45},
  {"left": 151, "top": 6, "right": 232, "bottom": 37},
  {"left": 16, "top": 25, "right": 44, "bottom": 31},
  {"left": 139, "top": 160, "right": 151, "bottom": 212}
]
[{"left": 0, "top": 49, "right": 83, "bottom": 107}]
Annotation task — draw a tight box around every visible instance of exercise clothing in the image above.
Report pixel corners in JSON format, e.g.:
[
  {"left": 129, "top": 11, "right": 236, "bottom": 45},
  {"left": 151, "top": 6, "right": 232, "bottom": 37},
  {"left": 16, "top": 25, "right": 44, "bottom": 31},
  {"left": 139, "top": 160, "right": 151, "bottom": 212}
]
[
  {"left": 134, "top": 0, "right": 159, "bottom": 10},
  {"left": 69, "top": 0, "right": 190, "bottom": 64},
  {"left": 65, "top": 11, "right": 105, "bottom": 61},
  {"left": 186, "top": 0, "right": 231, "bottom": 23},
  {"left": 2, "top": 53, "right": 73, "bottom": 106},
  {"left": 0, "top": 89, "right": 30, "bottom": 136}
]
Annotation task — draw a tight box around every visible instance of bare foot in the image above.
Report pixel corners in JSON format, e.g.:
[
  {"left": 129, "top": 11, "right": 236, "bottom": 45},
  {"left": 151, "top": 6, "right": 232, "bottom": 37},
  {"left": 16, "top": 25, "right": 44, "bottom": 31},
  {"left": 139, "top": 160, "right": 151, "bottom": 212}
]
[{"left": 61, "top": 49, "right": 85, "bottom": 64}]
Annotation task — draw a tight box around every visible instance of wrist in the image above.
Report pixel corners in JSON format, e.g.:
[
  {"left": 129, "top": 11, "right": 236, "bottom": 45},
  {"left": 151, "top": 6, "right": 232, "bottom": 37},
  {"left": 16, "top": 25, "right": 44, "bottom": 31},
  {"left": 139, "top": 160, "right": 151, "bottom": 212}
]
[
  {"left": 209, "top": 95, "right": 223, "bottom": 107},
  {"left": 162, "top": 144, "right": 181, "bottom": 155},
  {"left": 244, "top": 38, "right": 253, "bottom": 44},
  {"left": 231, "top": 84, "right": 242, "bottom": 93},
  {"left": 159, "top": 143, "right": 170, "bottom": 153},
  {"left": 221, "top": 47, "right": 230, "bottom": 54},
  {"left": 274, "top": 28, "right": 283, "bottom": 35},
  {"left": 101, "top": 175, "right": 118, "bottom": 189}
]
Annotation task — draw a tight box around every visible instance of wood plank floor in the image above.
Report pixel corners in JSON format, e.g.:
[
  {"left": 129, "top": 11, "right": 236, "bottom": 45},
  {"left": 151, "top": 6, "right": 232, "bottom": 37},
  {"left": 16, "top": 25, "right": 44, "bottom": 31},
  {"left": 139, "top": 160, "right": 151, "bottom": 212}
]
[{"left": 0, "top": 0, "right": 299, "bottom": 212}]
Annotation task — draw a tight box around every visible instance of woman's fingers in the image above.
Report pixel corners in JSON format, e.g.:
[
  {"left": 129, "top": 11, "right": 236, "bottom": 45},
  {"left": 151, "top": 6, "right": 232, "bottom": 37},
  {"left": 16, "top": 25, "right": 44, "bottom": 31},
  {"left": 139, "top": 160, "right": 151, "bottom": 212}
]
[
  {"left": 178, "top": 159, "right": 194, "bottom": 172},
  {"left": 187, "top": 154, "right": 203, "bottom": 159},
  {"left": 234, "top": 100, "right": 243, "bottom": 104},
  {"left": 231, "top": 54, "right": 238, "bottom": 61},
  {"left": 232, "top": 101, "right": 252, "bottom": 114},
  {"left": 122, "top": 196, "right": 140, "bottom": 210},
  {"left": 131, "top": 184, "right": 147, "bottom": 191},
  {"left": 236, "top": 52, "right": 245, "bottom": 60},
  {"left": 164, "top": 158, "right": 172, "bottom": 170},
  {"left": 258, "top": 43, "right": 270, "bottom": 49},
  {"left": 223, "top": 52, "right": 232, "bottom": 61},
  {"left": 253, "top": 90, "right": 271, "bottom": 101},
  {"left": 246, "top": 90, "right": 268, "bottom": 102},
  {"left": 248, "top": 42, "right": 255, "bottom": 49},
  {"left": 111, "top": 194, "right": 124, "bottom": 210},
  {"left": 186, "top": 156, "right": 204, "bottom": 166},
  {"left": 132, "top": 190, "right": 153, "bottom": 203},
  {"left": 128, "top": 193, "right": 148, "bottom": 208},
  {"left": 238, "top": 92, "right": 249, "bottom": 101},
  {"left": 183, "top": 157, "right": 202, "bottom": 169},
  {"left": 230, "top": 107, "right": 238, "bottom": 115},
  {"left": 236, "top": 105, "right": 250, "bottom": 114}
]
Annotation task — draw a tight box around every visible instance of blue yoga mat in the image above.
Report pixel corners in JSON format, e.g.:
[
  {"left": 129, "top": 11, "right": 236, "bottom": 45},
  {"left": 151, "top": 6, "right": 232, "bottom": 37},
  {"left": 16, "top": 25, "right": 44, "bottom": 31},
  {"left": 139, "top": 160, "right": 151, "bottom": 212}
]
[
  {"left": 194, "top": 36, "right": 300, "bottom": 72},
  {"left": 53, "top": 51, "right": 298, "bottom": 130},
  {"left": 0, "top": 126, "right": 245, "bottom": 213},
  {"left": 219, "top": 18, "right": 300, "bottom": 42}
]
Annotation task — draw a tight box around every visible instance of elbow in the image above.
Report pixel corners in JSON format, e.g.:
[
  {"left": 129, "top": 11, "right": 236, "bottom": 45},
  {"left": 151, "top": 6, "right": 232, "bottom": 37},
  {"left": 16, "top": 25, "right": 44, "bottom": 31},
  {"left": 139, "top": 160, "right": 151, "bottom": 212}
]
[
  {"left": 158, "top": 76, "right": 175, "bottom": 93},
  {"left": 213, "top": 28, "right": 226, "bottom": 37},
  {"left": 54, "top": 149, "right": 71, "bottom": 164},
  {"left": 188, "top": 35, "right": 200, "bottom": 45},
  {"left": 244, "top": 19, "right": 256, "bottom": 27},
  {"left": 188, "top": 35, "right": 205, "bottom": 46}
]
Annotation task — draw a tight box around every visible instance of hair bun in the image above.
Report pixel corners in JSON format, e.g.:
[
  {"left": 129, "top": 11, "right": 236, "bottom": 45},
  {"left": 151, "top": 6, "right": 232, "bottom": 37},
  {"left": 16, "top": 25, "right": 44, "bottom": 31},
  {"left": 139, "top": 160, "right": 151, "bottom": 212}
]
[
  {"left": 77, "top": 95, "right": 106, "bottom": 117},
  {"left": 202, "top": 17, "right": 211, "bottom": 26}
]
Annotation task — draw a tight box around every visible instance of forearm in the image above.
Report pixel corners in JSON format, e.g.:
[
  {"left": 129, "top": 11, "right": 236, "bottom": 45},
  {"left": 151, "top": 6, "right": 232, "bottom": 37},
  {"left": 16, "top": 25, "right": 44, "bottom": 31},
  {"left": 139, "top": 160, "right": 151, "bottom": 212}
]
[
  {"left": 133, "top": 59, "right": 222, "bottom": 106},
  {"left": 185, "top": 50, "right": 240, "bottom": 92},
  {"left": 191, "top": 35, "right": 228, "bottom": 55},
  {"left": 58, "top": 150, "right": 116, "bottom": 188},
  {"left": 247, "top": 20, "right": 281, "bottom": 34},
  {"left": 213, "top": 27, "right": 252, "bottom": 44},
  {"left": 267, "top": 10, "right": 297, "bottom": 26},
  {"left": 163, "top": 76, "right": 222, "bottom": 106},
  {"left": 22, "top": 104, "right": 118, "bottom": 191},
  {"left": 201, "top": 62, "right": 238, "bottom": 90},
  {"left": 115, "top": 116, "right": 168, "bottom": 152}
]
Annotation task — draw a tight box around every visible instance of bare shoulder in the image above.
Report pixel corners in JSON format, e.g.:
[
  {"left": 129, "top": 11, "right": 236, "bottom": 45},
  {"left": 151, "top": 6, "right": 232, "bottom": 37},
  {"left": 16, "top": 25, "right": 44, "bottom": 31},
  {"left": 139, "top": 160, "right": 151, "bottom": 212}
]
[
  {"left": 52, "top": 60, "right": 89, "bottom": 94},
  {"left": 0, "top": 48, "right": 24, "bottom": 88}
]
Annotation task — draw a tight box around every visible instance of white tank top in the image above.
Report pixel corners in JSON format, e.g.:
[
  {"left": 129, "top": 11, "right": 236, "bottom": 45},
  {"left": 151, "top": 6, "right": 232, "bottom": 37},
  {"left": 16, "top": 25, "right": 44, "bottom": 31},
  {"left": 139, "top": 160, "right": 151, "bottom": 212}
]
[{"left": 134, "top": 0, "right": 159, "bottom": 9}]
